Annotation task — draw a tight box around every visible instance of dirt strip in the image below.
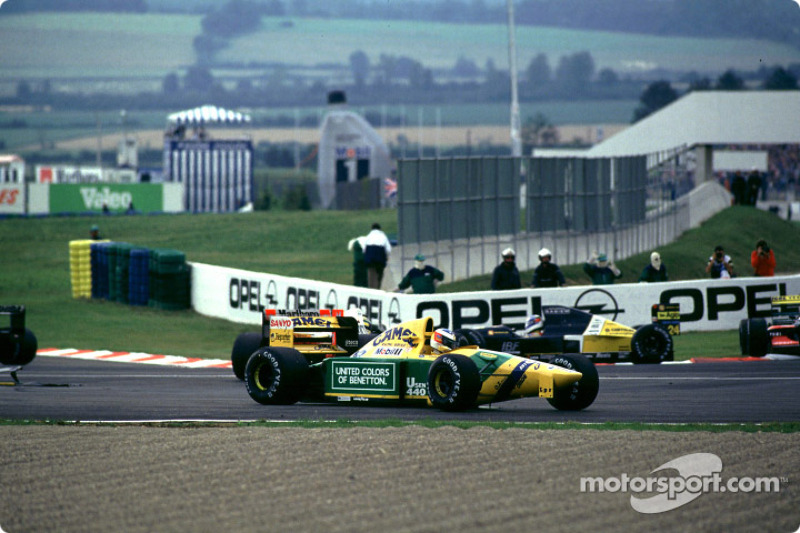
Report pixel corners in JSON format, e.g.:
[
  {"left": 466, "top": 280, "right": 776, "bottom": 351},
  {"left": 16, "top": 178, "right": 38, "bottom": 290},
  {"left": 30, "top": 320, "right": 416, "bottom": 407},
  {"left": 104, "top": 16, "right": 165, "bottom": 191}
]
[{"left": 0, "top": 426, "right": 797, "bottom": 533}]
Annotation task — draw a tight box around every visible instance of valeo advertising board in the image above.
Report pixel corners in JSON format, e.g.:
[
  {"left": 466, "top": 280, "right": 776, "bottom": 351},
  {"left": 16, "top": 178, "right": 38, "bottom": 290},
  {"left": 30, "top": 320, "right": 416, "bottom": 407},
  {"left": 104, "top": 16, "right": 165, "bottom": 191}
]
[{"left": 49, "top": 184, "right": 164, "bottom": 213}]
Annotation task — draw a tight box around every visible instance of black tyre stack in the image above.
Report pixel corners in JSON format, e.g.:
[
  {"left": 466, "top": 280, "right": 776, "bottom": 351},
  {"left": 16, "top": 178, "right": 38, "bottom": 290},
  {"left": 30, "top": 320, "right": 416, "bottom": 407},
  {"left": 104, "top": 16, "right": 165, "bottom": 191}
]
[{"left": 149, "top": 249, "right": 191, "bottom": 310}]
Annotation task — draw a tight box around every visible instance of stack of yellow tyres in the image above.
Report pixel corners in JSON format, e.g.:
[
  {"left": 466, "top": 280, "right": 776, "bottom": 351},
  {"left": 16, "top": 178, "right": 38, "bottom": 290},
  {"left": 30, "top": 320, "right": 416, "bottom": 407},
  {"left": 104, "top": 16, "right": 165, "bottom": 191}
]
[{"left": 69, "top": 239, "right": 93, "bottom": 298}]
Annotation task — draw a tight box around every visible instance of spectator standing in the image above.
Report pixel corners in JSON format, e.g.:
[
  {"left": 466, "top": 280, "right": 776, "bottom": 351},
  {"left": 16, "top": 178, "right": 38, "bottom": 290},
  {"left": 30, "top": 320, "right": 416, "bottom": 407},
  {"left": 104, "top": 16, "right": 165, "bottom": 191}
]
[
  {"left": 750, "top": 239, "right": 776, "bottom": 277},
  {"left": 363, "top": 223, "right": 392, "bottom": 289},
  {"left": 531, "top": 248, "right": 565, "bottom": 288},
  {"left": 731, "top": 171, "right": 746, "bottom": 205},
  {"left": 89, "top": 225, "right": 103, "bottom": 240},
  {"left": 491, "top": 248, "right": 521, "bottom": 290},
  {"left": 397, "top": 254, "right": 444, "bottom": 294},
  {"left": 639, "top": 251, "right": 668, "bottom": 282},
  {"left": 746, "top": 169, "right": 762, "bottom": 206},
  {"left": 583, "top": 251, "right": 622, "bottom": 285},
  {"left": 706, "top": 245, "right": 734, "bottom": 279},
  {"left": 347, "top": 235, "right": 368, "bottom": 287}
]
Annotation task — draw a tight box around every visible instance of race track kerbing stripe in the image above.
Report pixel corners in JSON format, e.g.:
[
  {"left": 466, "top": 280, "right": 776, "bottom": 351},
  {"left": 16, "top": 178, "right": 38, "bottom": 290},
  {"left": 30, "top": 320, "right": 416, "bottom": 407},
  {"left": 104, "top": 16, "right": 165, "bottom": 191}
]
[{"left": 36, "top": 348, "right": 232, "bottom": 368}]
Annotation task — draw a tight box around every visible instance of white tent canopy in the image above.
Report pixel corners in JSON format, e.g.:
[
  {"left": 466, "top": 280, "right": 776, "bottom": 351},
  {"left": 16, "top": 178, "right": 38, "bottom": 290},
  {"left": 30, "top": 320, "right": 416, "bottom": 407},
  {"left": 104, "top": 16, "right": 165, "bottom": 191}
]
[
  {"left": 167, "top": 105, "right": 251, "bottom": 126},
  {"left": 586, "top": 91, "right": 800, "bottom": 158}
]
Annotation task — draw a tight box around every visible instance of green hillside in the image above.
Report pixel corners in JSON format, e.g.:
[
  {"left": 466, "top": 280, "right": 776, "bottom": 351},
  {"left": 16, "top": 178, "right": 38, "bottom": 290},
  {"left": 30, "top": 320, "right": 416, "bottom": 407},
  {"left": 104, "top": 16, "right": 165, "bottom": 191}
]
[
  {"left": 441, "top": 206, "right": 800, "bottom": 292},
  {"left": 0, "top": 12, "right": 796, "bottom": 79}
]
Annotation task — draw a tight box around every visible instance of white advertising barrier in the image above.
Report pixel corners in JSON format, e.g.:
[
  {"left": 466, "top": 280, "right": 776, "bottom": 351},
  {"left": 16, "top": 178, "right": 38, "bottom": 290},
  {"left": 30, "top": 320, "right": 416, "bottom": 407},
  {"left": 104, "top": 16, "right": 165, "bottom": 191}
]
[
  {"left": 0, "top": 183, "right": 25, "bottom": 215},
  {"left": 191, "top": 262, "right": 800, "bottom": 332}
]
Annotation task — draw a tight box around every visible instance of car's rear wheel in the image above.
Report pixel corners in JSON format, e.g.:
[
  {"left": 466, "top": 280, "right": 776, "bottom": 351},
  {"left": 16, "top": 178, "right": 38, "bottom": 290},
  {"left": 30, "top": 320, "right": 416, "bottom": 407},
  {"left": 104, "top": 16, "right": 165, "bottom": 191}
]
[
  {"left": 547, "top": 354, "right": 599, "bottom": 411},
  {"left": 0, "top": 328, "right": 37, "bottom": 366},
  {"left": 231, "top": 332, "right": 262, "bottom": 380},
  {"left": 244, "top": 347, "right": 309, "bottom": 405},
  {"left": 631, "top": 324, "right": 673, "bottom": 364},
  {"left": 427, "top": 354, "right": 480, "bottom": 411},
  {"left": 454, "top": 329, "right": 485, "bottom": 347},
  {"left": 747, "top": 318, "right": 769, "bottom": 358}
]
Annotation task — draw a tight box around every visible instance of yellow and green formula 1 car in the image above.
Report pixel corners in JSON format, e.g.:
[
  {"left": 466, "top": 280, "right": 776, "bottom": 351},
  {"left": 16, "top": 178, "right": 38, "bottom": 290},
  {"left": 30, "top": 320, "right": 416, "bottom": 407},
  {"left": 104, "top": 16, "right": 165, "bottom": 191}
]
[{"left": 240, "top": 311, "right": 599, "bottom": 412}]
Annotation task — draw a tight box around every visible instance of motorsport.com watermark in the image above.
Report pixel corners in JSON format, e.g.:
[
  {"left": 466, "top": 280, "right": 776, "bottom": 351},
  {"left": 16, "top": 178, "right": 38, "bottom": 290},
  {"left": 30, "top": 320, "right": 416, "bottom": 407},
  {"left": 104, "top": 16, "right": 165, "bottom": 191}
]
[{"left": 579, "top": 453, "right": 785, "bottom": 514}]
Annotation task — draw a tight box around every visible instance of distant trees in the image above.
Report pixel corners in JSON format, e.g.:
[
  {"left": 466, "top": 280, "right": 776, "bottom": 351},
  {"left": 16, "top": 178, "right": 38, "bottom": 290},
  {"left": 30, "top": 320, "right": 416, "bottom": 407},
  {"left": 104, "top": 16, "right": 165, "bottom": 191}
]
[
  {"left": 349, "top": 51, "right": 370, "bottom": 87},
  {"left": 525, "top": 53, "right": 552, "bottom": 86},
  {"left": 633, "top": 81, "right": 678, "bottom": 122},
  {"left": 762, "top": 67, "right": 799, "bottom": 90},
  {"left": 716, "top": 70, "right": 745, "bottom": 91},
  {"left": 555, "top": 51, "right": 595, "bottom": 95}
]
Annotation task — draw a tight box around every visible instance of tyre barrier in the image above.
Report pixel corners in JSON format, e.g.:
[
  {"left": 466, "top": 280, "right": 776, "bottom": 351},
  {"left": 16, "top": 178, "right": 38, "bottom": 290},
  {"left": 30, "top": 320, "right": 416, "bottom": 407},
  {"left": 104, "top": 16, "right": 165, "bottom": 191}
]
[{"left": 71, "top": 240, "right": 190, "bottom": 311}]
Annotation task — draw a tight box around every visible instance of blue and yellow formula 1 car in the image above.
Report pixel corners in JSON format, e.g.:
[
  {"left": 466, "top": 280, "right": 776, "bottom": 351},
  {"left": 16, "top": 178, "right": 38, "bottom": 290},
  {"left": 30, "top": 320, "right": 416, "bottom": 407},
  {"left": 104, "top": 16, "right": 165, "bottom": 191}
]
[
  {"left": 239, "top": 310, "right": 599, "bottom": 412},
  {"left": 455, "top": 305, "right": 674, "bottom": 364}
]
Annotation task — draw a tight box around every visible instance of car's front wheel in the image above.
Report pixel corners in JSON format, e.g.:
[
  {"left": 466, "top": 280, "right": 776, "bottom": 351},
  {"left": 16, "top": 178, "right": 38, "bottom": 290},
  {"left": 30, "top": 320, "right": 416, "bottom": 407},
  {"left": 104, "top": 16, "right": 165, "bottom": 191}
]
[
  {"left": 747, "top": 318, "right": 769, "bottom": 358},
  {"left": 547, "top": 354, "right": 599, "bottom": 411},
  {"left": 427, "top": 354, "right": 480, "bottom": 411}
]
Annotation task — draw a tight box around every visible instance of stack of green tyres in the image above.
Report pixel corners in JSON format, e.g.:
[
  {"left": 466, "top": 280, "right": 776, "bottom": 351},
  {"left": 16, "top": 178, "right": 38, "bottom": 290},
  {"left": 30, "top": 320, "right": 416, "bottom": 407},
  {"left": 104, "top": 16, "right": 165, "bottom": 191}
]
[
  {"left": 107, "top": 242, "right": 135, "bottom": 303},
  {"left": 148, "top": 249, "right": 191, "bottom": 310},
  {"left": 69, "top": 240, "right": 93, "bottom": 299}
]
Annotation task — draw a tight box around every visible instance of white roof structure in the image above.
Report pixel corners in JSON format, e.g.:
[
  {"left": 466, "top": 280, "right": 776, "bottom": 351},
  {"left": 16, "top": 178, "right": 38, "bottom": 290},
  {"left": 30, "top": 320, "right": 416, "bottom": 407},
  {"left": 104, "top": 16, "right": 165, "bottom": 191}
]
[
  {"left": 167, "top": 105, "right": 251, "bottom": 125},
  {"left": 586, "top": 91, "right": 800, "bottom": 158}
]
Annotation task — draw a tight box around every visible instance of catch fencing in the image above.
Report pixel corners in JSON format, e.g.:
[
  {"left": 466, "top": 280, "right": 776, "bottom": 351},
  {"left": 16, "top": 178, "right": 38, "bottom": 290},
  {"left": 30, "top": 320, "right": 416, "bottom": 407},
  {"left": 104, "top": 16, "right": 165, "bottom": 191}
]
[{"left": 394, "top": 152, "right": 712, "bottom": 281}]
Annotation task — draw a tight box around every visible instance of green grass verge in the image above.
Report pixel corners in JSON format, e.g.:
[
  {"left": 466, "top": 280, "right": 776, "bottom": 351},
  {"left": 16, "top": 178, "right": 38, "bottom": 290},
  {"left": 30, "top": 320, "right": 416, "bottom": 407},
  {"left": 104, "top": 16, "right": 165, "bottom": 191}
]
[
  {"left": 1, "top": 205, "right": 796, "bottom": 360},
  {"left": 1, "top": 419, "right": 798, "bottom": 432},
  {"left": 1, "top": 209, "right": 395, "bottom": 358}
]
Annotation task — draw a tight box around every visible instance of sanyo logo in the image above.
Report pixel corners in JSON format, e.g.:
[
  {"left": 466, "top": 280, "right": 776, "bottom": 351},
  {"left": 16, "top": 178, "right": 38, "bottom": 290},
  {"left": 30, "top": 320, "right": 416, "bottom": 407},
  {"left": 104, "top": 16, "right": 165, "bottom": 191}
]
[{"left": 80, "top": 187, "right": 132, "bottom": 209}]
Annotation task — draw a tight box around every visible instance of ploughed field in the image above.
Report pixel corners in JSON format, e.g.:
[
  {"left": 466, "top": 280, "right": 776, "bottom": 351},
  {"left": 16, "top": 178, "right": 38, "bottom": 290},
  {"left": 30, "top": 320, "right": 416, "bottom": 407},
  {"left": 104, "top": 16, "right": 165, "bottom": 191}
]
[{"left": 0, "top": 426, "right": 797, "bottom": 532}]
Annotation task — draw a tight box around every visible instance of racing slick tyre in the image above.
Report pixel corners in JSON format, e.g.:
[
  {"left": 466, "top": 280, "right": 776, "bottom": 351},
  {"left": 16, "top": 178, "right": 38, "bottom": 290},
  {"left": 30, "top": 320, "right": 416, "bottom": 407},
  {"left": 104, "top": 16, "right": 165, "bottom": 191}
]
[
  {"left": 546, "top": 354, "right": 599, "bottom": 411},
  {"left": 231, "top": 332, "right": 262, "bottom": 380},
  {"left": 427, "top": 354, "right": 481, "bottom": 411},
  {"left": 244, "top": 347, "right": 309, "bottom": 405},
  {"left": 747, "top": 318, "right": 769, "bottom": 358},
  {"left": 0, "top": 328, "right": 37, "bottom": 366},
  {"left": 631, "top": 324, "right": 673, "bottom": 364},
  {"left": 738, "top": 319, "right": 750, "bottom": 355},
  {"left": 454, "top": 329, "right": 485, "bottom": 348}
]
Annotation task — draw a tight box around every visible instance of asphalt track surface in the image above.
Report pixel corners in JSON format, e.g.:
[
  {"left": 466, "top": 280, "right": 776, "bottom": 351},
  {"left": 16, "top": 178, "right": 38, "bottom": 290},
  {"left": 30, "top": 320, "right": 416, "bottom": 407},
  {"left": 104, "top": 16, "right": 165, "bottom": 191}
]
[{"left": 2, "top": 357, "right": 800, "bottom": 423}]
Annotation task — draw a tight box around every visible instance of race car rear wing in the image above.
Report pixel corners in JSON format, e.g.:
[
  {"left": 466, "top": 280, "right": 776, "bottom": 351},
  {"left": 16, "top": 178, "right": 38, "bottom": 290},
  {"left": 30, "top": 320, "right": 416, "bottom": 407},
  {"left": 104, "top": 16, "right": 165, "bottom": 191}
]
[
  {"left": 261, "top": 309, "right": 361, "bottom": 356},
  {"left": 771, "top": 295, "right": 800, "bottom": 317}
]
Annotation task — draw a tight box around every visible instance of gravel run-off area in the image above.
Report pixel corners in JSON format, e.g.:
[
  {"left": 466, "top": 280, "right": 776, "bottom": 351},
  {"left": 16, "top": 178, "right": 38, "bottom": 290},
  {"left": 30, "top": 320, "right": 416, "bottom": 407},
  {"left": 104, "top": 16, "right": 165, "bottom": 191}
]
[{"left": 0, "top": 426, "right": 798, "bottom": 533}]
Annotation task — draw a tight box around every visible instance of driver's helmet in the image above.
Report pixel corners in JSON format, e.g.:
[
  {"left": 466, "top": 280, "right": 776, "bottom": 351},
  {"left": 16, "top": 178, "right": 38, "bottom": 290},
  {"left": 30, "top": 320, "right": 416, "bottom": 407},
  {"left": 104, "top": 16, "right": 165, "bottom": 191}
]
[
  {"left": 430, "top": 328, "right": 457, "bottom": 353},
  {"left": 522, "top": 314, "right": 544, "bottom": 337}
]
